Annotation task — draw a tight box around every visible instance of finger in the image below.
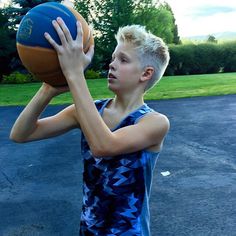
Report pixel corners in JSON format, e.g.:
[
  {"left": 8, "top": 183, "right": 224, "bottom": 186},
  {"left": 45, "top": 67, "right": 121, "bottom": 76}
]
[
  {"left": 56, "top": 17, "right": 73, "bottom": 43},
  {"left": 44, "top": 32, "right": 61, "bottom": 52},
  {"left": 76, "top": 21, "right": 83, "bottom": 45},
  {"left": 86, "top": 44, "right": 95, "bottom": 60},
  {"left": 52, "top": 20, "right": 67, "bottom": 46}
]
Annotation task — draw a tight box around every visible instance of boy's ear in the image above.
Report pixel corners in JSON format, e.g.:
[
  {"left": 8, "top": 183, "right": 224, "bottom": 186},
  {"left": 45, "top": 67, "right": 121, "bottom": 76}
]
[{"left": 140, "top": 67, "right": 154, "bottom": 82}]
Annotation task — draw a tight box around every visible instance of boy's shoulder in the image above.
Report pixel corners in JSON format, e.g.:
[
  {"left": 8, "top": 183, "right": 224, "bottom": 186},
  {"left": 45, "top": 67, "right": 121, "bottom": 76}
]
[
  {"left": 144, "top": 110, "right": 169, "bottom": 123},
  {"left": 132, "top": 111, "right": 169, "bottom": 152},
  {"left": 138, "top": 110, "right": 170, "bottom": 134}
]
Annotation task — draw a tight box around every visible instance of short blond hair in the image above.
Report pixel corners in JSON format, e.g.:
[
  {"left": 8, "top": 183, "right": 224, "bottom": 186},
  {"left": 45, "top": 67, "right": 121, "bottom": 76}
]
[{"left": 115, "top": 25, "right": 170, "bottom": 91}]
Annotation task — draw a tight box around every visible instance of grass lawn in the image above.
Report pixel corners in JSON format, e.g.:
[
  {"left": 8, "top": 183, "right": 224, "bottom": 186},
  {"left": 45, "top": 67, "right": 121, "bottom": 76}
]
[{"left": 0, "top": 72, "right": 236, "bottom": 106}]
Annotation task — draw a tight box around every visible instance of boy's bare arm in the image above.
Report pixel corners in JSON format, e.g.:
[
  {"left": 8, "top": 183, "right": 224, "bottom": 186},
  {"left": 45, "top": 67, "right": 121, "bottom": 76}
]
[
  {"left": 109, "top": 113, "right": 170, "bottom": 155},
  {"left": 10, "top": 83, "right": 79, "bottom": 143}
]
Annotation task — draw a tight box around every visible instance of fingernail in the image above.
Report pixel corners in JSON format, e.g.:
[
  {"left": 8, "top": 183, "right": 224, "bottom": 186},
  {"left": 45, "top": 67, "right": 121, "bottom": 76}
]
[
  {"left": 44, "top": 32, "right": 48, "bottom": 37},
  {"left": 52, "top": 20, "right": 56, "bottom": 25},
  {"left": 57, "top": 17, "right": 61, "bottom": 22}
]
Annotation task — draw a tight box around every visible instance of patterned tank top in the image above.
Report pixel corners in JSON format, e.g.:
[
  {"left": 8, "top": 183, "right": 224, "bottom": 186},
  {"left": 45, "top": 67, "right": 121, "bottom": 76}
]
[{"left": 79, "top": 98, "right": 160, "bottom": 236}]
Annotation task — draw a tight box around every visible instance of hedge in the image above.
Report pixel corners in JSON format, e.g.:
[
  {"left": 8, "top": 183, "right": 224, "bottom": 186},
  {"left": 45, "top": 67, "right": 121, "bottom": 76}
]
[
  {"left": 165, "top": 41, "right": 236, "bottom": 75},
  {"left": 1, "top": 69, "right": 101, "bottom": 84}
]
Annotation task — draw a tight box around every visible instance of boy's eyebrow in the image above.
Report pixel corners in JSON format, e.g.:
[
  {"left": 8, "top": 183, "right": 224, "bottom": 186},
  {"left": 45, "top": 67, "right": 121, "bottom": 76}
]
[
  {"left": 120, "top": 52, "right": 129, "bottom": 58},
  {"left": 112, "top": 51, "right": 130, "bottom": 58}
]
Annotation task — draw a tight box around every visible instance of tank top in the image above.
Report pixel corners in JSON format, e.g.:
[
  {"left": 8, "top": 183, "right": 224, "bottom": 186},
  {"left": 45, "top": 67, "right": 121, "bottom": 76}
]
[{"left": 79, "top": 98, "right": 160, "bottom": 236}]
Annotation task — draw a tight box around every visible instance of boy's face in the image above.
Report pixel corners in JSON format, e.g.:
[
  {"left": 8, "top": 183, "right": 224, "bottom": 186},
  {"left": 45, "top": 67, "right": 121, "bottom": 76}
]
[{"left": 108, "top": 42, "right": 144, "bottom": 93}]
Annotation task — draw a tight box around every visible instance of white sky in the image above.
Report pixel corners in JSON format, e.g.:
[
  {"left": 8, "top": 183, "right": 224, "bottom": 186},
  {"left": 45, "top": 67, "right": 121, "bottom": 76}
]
[
  {"left": 0, "top": 0, "right": 9, "bottom": 7},
  {"left": 162, "top": 0, "right": 236, "bottom": 37},
  {"left": 1, "top": 0, "right": 236, "bottom": 38}
]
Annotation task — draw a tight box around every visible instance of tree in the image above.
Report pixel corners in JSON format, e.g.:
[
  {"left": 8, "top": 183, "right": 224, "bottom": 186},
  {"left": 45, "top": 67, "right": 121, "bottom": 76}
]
[
  {"left": 133, "top": 1, "right": 180, "bottom": 44},
  {"left": 207, "top": 35, "right": 217, "bottom": 44},
  {"left": 0, "top": 8, "right": 16, "bottom": 79},
  {"left": 75, "top": 0, "right": 179, "bottom": 70},
  {"left": 137, "top": 6, "right": 174, "bottom": 44},
  {"left": 75, "top": 0, "right": 135, "bottom": 70},
  {"left": 74, "top": 0, "right": 91, "bottom": 23},
  {"left": 162, "top": 2, "right": 180, "bottom": 44},
  {"left": 5, "top": 0, "right": 62, "bottom": 30}
]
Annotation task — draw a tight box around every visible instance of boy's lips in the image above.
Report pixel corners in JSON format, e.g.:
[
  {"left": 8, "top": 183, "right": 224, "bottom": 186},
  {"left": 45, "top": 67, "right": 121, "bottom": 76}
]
[{"left": 108, "top": 72, "right": 117, "bottom": 79}]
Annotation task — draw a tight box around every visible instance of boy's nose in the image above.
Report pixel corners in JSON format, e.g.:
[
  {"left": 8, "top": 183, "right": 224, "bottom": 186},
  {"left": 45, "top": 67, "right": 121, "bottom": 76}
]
[{"left": 109, "top": 61, "right": 116, "bottom": 71}]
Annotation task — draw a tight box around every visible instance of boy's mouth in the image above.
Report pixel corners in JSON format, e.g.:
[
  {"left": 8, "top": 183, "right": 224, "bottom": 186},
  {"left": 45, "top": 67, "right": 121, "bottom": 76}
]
[{"left": 108, "top": 72, "right": 117, "bottom": 79}]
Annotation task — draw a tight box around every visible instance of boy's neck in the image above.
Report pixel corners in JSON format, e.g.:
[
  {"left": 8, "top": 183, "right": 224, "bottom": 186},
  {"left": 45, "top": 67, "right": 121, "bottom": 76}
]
[{"left": 111, "top": 94, "right": 145, "bottom": 113}]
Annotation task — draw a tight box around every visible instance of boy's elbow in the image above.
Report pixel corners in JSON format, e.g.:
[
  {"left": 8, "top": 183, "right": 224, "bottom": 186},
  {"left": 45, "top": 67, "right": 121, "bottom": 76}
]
[
  {"left": 9, "top": 136, "right": 24, "bottom": 143},
  {"left": 87, "top": 134, "right": 119, "bottom": 157},
  {"left": 90, "top": 145, "right": 115, "bottom": 158},
  {"left": 90, "top": 147, "right": 108, "bottom": 158},
  {"left": 9, "top": 132, "right": 26, "bottom": 143}
]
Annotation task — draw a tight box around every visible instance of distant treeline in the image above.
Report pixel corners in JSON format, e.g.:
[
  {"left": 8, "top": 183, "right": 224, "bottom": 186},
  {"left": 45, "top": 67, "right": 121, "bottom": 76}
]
[{"left": 165, "top": 41, "right": 236, "bottom": 76}]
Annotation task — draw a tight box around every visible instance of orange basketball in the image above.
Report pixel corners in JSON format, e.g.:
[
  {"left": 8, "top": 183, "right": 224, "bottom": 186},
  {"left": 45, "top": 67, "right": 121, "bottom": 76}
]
[{"left": 16, "top": 2, "right": 94, "bottom": 86}]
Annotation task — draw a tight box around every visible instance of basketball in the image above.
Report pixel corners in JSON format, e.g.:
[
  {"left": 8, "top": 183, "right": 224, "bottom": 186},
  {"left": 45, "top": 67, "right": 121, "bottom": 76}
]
[{"left": 16, "top": 2, "right": 94, "bottom": 86}]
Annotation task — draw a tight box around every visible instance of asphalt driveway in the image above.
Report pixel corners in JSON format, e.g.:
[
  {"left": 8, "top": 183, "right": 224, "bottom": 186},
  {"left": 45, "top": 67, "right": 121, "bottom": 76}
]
[{"left": 0, "top": 94, "right": 236, "bottom": 236}]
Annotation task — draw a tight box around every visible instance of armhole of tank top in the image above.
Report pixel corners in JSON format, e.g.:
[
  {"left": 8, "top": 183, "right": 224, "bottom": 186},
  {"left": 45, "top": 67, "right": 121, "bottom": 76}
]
[
  {"left": 94, "top": 99, "right": 110, "bottom": 113},
  {"left": 134, "top": 110, "right": 156, "bottom": 125}
]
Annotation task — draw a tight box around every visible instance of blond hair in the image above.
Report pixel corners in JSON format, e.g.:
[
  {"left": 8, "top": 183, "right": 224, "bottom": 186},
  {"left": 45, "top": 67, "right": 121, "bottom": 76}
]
[{"left": 115, "top": 25, "right": 170, "bottom": 91}]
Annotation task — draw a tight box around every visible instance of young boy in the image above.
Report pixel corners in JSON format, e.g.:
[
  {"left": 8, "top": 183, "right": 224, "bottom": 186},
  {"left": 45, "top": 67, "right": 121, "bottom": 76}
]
[{"left": 10, "top": 18, "right": 170, "bottom": 236}]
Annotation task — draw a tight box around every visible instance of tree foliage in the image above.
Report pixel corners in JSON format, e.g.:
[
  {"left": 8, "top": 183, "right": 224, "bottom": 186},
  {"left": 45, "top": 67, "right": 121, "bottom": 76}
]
[
  {"left": 0, "top": 8, "right": 16, "bottom": 79},
  {"left": 5, "top": 0, "right": 61, "bottom": 30},
  {"left": 162, "top": 2, "right": 180, "bottom": 44},
  {"left": 207, "top": 35, "right": 217, "bottom": 44},
  {"left": 219, "top": 41, "right": 236, "bottom": 72},
  {"left": 75, "top": 0, "right": 180, "bottom": 70},
  {"left": 162, "top": 39, "right": 236, "bottom": 75}
]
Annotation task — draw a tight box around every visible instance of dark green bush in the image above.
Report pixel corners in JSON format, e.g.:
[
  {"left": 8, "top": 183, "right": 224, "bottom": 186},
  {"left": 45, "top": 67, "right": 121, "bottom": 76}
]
[
  {"left": 85, "top": 69, "right": 101, "bottom": 80},
  {"left": 219, "top": 41, "right": 236, "bottom": 72},
  {"left": 193, "top": 43, "right": 221, "bottom": 74},
  {"left": 166, "top": 44, "right": 198, "bottom": 75},
  {"left": 1, "top": 71, "right": 38, "bottom": 84},
  {"left": 165, "top": 41, "right": 233, "bottom": 75}
]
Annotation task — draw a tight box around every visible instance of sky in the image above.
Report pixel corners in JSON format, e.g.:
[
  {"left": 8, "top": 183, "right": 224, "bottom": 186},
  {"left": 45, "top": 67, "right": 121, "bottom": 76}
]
[
  {"left": 1, "top": 0, "right": 236, "bottom": 38},
  {"left": 162, "top": 0, "right": 236, "bottom": 37}
]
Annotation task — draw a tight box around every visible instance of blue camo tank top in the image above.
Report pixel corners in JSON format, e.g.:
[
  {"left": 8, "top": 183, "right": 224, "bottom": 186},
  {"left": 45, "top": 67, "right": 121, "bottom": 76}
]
[{"left": 79, "top": 98, "right": 160, "bottom": 236}]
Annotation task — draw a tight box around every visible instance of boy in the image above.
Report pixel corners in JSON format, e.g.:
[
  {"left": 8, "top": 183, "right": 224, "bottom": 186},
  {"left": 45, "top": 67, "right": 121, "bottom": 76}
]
[{"left": 10, "top": 18, "right": 170, "bottom": 235}]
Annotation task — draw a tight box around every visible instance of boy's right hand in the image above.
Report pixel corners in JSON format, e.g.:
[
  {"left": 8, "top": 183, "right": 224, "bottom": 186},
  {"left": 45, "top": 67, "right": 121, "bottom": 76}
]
[{"left": 41, "top": 82, "right": 69, "bottom": 97}]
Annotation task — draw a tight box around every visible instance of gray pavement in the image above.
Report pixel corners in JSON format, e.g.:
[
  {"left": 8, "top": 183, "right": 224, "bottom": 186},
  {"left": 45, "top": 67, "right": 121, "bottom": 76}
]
[{"left": 0, "top": 94, "right": 236, "bottom": 236}]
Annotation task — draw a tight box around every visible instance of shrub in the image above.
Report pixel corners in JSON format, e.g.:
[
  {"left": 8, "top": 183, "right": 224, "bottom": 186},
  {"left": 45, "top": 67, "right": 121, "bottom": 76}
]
[
  {"left": 219, "top": 41, "right": 236, "bottom": 72},
  {"left": 166, "top": 42, "right": 222, "bottom": 75},
  {"left": 85, "top": 69, "right": 101, "bottom": 80},
  {"left": 1, "top": 71, "right": 38, "bottom": 84},
  {"left": 166, "top": 44, "right": 197, "bottom": 75},
  {"left": 194, "top": 43, "right": 221, "bottom": 74}
]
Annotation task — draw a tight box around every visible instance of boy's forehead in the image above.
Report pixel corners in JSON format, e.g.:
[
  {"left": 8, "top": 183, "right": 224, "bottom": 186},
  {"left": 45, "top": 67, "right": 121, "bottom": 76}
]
[{"left": 113, "top": 42, "right": 137, "bottom": 57}]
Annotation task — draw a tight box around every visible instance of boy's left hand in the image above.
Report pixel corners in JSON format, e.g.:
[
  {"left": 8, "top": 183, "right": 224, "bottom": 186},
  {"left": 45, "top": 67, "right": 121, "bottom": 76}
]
[{"left": 44, "top": 17, "right": 94, "bottom": 79}]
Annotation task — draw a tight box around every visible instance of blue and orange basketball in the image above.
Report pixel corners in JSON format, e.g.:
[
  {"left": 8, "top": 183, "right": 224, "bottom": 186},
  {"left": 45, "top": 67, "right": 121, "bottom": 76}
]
[{"left": 16, "top": 2, "right": 94, "bottom": 86}]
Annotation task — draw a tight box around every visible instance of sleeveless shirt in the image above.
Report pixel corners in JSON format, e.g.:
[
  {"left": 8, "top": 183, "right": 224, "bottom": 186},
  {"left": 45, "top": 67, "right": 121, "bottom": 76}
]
[{"left": 79, "top": 98, "right": 160, "bottom": 236}]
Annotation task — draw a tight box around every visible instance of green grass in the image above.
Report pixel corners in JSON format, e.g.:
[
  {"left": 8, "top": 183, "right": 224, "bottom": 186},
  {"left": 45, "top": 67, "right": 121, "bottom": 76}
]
[{"left": 0, "top": 72, "right": 236, "bottom": 106}]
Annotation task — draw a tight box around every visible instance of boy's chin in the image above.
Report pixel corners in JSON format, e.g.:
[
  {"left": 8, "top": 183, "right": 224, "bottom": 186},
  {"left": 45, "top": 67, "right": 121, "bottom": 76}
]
[{"left": 107, "top": 83, "right": 119, "bottom": 93}]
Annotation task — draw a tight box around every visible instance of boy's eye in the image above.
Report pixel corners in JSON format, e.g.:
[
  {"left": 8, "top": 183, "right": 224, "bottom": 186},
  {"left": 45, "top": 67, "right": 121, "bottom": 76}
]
[{"left": 121, "top": 57, "right": 127, "bottom": 62}]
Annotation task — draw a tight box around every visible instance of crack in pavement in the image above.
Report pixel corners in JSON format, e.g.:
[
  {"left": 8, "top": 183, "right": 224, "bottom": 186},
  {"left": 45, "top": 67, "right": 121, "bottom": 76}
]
[{"left": 0, "top": 169, "right": 14, "bottom": 186}]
